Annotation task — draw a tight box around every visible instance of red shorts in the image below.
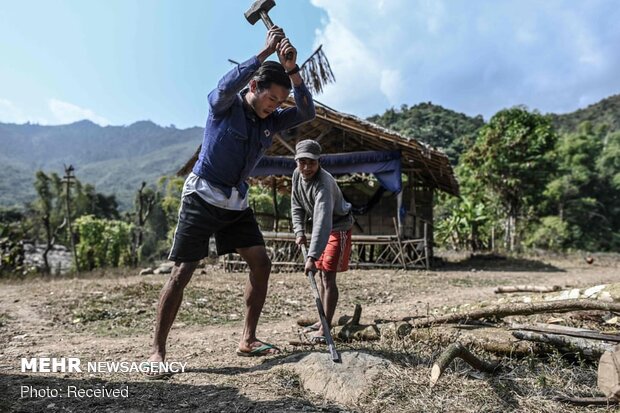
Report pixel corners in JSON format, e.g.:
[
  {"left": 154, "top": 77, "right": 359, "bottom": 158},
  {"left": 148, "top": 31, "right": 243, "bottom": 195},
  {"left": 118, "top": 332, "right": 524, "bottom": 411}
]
[{"left": 316, "top": 229, "right": 352, "bottom": 273}]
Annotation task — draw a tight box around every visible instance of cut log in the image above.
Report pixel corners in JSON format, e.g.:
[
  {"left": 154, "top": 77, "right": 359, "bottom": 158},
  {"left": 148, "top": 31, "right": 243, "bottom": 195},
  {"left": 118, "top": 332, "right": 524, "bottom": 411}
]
[
  {"left": 336, "top": 304, "right": 363, "bottom": 326},
  {"left": 332, "top": 313, "right": 412, "bottom": 342},
  {"left": 598, "top": 345, "right": 620, "bottom": 400},
  {"left": 336, "top": 315, "right": 352, "bottom": 326},
  {"left": 430, "top": 342, "right": 499, "bottom": 388},
  {"left": 511, "top": 330, "right": 614, "bottom": 359},
  {"left": 350, "top": 304, "right": 362, "bottom": 326},
  {"left": 510, "top": 323, "right": 620, "bottom": 342},
  {"left": 411, "top": 299, "right": 620, "bottom": 328},
  {"left": 495, "top": 285, "right": 562, "bottom": 294},
  {"left": 376, "top": 321, "right": 413, "bottom": 338},
  {"left": 333, "top": 323, "right": 380, "bottom": 341},
  {"left": 410, "top": 325, "right": 549, "bottom": 356}
]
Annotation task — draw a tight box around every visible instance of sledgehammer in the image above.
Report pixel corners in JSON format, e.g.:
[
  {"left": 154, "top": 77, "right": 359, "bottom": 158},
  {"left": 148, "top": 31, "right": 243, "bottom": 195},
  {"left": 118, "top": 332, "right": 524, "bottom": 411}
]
[
  {"left": 244, "top": 0, "right": 294, "bottom": 60},
  {"left": 301, "top": 245, "right": 341, "bottom": 363}
]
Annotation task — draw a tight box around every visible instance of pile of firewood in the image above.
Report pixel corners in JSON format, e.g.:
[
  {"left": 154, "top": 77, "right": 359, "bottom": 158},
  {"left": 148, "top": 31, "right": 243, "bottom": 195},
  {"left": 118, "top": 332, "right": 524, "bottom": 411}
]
[{"left": 301, "top": 283, "right": 620, "bottom": 406}]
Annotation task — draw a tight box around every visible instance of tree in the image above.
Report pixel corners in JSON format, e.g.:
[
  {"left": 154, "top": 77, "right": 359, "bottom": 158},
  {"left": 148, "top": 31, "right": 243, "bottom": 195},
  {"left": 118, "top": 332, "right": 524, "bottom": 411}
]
[
  {"left": 0, "top": 208, "right": 30, "bottom": 277},
  {"left": 545, "top": 122, "right": 602, "bottom": 219},
  {"left": 157, "top": 175, "right": 185, "bottom": 242},
  {"left": 29, "top": 169, "right": 122, "bottom": 272},
  {"left": 367, "top": 102, "right": 484, "bottom": 165},
  {"left": 542, "top": 122, "right": 612, "bottom": 250},
  {"left": 524, "top": 216, "right": 571, "bottom": 250},
  {"left": 598, "top": 131, "right": 620, "bottom": 189},
  {"left": 74, "top": 215, "right": 134, "bottom": 270},
  {"left": 596, "top": 131, "right": 620, "bottom": 249},
  {"left": 131, "top": 182, "right": 156, "bottom": 264},
  {"left": 73, "top": 181, "right": 120, "bottom": 220},
  {"left": 435, "top": 195, "right": 489, "bottom": 251},
  {"left": 461, "top": 107, "right": 557, "bottom": 250},
  {"left": 32, "top": 171, "right": 66, "bottom": 273}
]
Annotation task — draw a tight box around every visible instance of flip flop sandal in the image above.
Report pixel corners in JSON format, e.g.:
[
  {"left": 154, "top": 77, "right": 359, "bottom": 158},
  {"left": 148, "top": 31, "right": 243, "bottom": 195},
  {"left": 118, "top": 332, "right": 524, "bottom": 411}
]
[
  {"left": 302, "top": 322, "right": 320, "bottom": 333},
  {"left": 236, "top": 342, "right": 280, "bottom": 357},
  {"left": 140, "top": 361, "right": 173, "bottom": 380},
  {"left": 309, "top": 336, "right": 327, "bottom": 345}
]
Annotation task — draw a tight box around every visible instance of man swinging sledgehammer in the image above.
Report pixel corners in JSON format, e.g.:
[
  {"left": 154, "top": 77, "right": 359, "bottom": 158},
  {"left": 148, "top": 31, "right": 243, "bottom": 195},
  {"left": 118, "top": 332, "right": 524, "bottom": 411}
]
[{"left": 145, "top": 25, "right": 315, "bottom": 376}]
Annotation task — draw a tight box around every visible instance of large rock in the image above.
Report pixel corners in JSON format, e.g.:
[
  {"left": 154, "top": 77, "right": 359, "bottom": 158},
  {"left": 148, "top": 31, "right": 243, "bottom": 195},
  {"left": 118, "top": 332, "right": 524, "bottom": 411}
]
[{"left": 285, "top": 351, "right": 392, "bottom": 405}]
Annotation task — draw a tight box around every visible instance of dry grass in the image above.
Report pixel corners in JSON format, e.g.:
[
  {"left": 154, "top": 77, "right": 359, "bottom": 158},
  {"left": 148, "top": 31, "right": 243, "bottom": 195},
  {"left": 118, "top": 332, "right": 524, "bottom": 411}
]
[
  {"left": 349, "top": 329, "right": 614, "bottom": 413},
  {"left": 2, "top": 253, "right": 618, "bottom": 412}
]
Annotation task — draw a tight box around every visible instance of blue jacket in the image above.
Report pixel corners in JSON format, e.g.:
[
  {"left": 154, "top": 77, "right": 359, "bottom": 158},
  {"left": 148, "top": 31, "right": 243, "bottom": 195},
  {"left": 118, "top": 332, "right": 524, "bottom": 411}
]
[{"left": 192, "top": 56, "right": 316, "bottom": 198}]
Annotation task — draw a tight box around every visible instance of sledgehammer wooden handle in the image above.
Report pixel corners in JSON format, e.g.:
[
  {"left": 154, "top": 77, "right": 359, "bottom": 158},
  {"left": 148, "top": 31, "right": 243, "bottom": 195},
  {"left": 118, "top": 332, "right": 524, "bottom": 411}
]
[{"left": 244, "top": 0, "right": 294, "bottom": 60}]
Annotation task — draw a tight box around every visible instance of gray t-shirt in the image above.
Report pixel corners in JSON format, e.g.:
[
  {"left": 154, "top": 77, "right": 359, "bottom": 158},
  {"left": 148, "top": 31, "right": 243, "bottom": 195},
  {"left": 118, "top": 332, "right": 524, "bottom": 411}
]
[{"left": 291, "top": 168, "right": 354, "bottom": 259}]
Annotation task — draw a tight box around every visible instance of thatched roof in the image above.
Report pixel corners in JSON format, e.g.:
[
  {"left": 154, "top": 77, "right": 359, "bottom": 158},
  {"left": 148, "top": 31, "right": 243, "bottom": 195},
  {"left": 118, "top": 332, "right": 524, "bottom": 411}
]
[{"left": 178, "top": 99, "right": 459, "bottom": 196}]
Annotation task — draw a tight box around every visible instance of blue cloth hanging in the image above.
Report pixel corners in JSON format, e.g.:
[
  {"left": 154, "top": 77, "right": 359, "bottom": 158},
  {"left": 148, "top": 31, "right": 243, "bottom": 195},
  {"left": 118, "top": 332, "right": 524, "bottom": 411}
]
[{"left": 251, "top": 150, "right": 402, "bottom": 193}]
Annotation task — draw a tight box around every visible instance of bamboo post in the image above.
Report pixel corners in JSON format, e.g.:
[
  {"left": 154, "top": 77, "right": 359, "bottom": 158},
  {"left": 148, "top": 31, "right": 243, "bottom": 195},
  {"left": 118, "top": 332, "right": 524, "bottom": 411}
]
[
  {"left": 423, "top": 221, "right": 430, "bottom": 270},
  {"left": 63, "top": 165, "right": 79, "bottom": 273},
  {"left": 393, "top": 217, "right": 408, "bottom": 270},
  {"left": 396, "top": 191, "right": 403, "bottom": 235},
  {"left": 271, "top": 177, "right": 279, "bottom": 231}
]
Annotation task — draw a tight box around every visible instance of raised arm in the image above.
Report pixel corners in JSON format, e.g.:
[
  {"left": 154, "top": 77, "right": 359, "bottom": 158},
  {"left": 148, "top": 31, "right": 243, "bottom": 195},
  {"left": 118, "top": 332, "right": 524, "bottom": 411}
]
[
  {"left": 207, "top": 27, "right": 285, "bottom": 115},
  {"left": 271, "top": 37, "right": 316, "bottom": 131}
]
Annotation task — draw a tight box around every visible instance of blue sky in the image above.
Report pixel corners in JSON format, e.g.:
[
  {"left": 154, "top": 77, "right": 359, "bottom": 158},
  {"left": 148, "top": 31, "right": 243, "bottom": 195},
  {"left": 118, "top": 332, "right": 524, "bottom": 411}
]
[{"left": 1, "top": 0, "right": 619, "bottom": 128}]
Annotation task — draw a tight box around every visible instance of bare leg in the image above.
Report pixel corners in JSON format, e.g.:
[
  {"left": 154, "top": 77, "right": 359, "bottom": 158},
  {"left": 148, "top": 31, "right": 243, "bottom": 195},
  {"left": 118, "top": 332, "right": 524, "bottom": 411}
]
[
  {"left": 315, "top": 270, "right": 338, "bottom": 338},
  {"left": 149, "top": 261, "right": 199, "bottom": 362},
  {"left": 236, "top": 245, "right": 277, "bottom": 354}
]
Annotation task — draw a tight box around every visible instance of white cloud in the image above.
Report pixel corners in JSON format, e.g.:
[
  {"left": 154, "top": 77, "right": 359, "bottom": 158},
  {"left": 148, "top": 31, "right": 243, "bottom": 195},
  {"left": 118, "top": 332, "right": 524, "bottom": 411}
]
[
  {"left": 380, "top": 69, "right": 402, "bottom": 105},
  {"left": 0, "top": 98, "right": 27, "bottom": 123},
  {"left": 0, "top": 98, "right": 110, "bottom": 125},
  {"left": 309, "top": 0, "right": 620, "bottom": 119},
  {"left": 48, "top": 99, "right": 109, "bottom": 125}
]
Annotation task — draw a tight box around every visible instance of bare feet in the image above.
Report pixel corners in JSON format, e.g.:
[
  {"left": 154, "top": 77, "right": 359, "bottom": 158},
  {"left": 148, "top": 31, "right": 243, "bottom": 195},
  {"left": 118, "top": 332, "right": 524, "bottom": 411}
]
[{"left": 148, "top": 351, "right": 165, "bottom": 363}]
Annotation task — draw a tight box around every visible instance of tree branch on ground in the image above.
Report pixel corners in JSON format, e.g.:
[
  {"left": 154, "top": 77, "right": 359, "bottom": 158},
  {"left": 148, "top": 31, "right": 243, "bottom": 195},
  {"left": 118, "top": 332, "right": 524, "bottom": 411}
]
[
  {"left": 411, "top": 299, "right": 620, "bottom": 328},
  {"left": 430, "top": 342, "right": 500, "bottom": 388},
  {"left": 494, "top": 285, "right": 562, "bottom": 293}
]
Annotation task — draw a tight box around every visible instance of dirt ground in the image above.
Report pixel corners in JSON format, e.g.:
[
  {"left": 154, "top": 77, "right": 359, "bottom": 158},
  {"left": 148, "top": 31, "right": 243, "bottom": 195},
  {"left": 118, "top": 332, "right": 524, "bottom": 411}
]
[{"left": 0, "top": 253, "right": 618, "bottom": 412}]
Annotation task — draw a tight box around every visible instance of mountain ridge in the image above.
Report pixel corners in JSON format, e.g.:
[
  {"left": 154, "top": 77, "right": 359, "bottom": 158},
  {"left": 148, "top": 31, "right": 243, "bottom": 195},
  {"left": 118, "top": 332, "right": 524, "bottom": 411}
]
[{"left": 1, "top": 93, "right": 618, "bottom": 210}]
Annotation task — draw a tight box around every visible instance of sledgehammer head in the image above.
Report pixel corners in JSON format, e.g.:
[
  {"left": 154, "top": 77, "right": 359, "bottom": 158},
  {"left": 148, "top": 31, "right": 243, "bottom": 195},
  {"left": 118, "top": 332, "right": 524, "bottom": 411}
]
[{"left": 244, "top": 0, "right": 276, "bottom": 25}]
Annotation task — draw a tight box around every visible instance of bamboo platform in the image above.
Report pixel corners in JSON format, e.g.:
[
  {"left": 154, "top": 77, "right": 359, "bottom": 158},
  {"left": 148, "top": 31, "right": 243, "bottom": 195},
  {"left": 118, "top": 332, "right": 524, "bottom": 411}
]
[{"left": 222, "top": 231, "right": 430, "bottom": 272}]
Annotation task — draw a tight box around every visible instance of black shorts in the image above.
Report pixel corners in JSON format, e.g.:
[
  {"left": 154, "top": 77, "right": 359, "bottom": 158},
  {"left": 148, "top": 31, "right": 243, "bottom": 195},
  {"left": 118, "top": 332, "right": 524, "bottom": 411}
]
[{"left": 168, "top": 192, "right": 265, "bottom": 262}]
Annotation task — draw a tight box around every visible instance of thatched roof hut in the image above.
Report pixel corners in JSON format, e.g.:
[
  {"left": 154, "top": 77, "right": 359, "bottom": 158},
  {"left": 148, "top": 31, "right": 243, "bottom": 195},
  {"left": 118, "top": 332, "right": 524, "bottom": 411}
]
[{"left": 178, "top": 98, "right": 459, "bottom": 268}]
